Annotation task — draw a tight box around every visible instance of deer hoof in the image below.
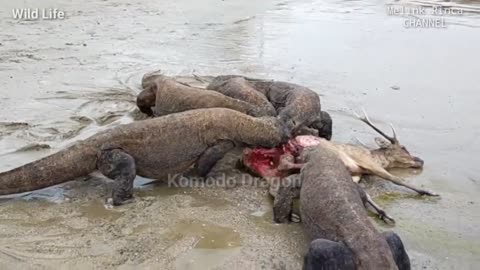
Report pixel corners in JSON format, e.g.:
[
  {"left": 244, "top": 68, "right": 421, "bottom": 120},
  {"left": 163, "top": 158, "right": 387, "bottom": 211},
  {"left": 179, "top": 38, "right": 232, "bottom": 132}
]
[
  {"left": 379, "top": 213, "right": 396, "bottom": 225},
  {"left": 375, "top": 208, "right": 395, "bottom": 224},
  {"left": 420, "top": 190, "right": 440, "bottom": 197}
]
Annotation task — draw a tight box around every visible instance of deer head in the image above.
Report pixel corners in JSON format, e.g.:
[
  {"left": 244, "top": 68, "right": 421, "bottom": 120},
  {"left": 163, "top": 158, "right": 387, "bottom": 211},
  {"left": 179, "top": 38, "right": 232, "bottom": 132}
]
[
  {"left": 373, "top": 137, "right": 424, "bottom": 169},
  {"left": 354, "top": 109, "right": 424, "bottom": 169}
]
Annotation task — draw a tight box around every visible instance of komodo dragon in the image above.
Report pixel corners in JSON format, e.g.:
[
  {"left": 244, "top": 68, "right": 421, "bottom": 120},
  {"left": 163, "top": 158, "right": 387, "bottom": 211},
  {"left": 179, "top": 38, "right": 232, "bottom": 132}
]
[
  {"left": 136, "top": 74, "right": 274, "bottom": 117},
  {"left": 207, "top": 75, "right": 332, "bottom": 139},
  {"left": 0, "top": 108, "right": 288, "bottom": 205},
  {"left": 300, "top": 146, "right": 410, "bottom": 270}
]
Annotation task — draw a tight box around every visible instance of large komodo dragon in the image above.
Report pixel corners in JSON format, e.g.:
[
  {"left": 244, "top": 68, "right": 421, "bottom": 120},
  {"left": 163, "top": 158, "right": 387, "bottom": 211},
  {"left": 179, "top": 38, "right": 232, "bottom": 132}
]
[
  {"left": 0, "top": 108, "right": 288, "bottom": 205},
  {"left": 207, "top": 75, "right": 333, "bottom": 139},
  {"left": 300, "top": 146, "right": 410, "bottom": 270},
  {"left": 137, "top": 74, "right": 275, "bottom": 118}
]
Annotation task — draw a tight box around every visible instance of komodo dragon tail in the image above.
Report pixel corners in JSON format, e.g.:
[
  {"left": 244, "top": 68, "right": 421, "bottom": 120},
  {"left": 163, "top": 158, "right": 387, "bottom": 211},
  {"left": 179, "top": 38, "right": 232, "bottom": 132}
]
[{"left": 0, "top": 143, "right": 98, "bottom": 195}]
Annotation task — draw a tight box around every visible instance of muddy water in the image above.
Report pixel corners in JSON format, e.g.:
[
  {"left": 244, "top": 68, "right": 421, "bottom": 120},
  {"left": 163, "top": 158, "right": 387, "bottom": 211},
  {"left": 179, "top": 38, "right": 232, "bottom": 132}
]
[{"left": 0, "top": 0, "right": 479, "bottom": 269}]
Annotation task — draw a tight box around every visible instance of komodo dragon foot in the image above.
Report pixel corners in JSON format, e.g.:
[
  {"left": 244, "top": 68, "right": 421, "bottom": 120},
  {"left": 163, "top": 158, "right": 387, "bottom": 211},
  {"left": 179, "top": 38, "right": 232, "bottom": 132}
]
[
  {"left": 304, "top": 231, "right": 411, "bottom": 270},
  {"left": 97, "top": 148, "right": 136, "bottom": 206}
]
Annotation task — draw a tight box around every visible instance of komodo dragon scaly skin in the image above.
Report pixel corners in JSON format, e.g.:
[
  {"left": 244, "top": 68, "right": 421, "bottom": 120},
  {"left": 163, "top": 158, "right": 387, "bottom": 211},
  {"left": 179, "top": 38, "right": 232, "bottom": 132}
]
[
  {"left": 300, "top": 146, "right": 410, "bottom": 270},
  {"left": 0, "top": 108, "right": 289, "bottom": 205},
  {"left": 137, "top": 74, "right": 272, "bottom": 117},
  {"left": 206, "top": 76, "right": 277, "bottom": 117},
  {"left": 207, "top": 75, "right": 332, "bottom": 139}
]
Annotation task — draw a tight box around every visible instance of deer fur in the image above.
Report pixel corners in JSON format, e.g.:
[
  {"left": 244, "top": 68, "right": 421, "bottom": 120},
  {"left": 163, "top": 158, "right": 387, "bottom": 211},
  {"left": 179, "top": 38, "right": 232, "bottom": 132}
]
[{"left": 284, "top": 109, "right": 437, "bottom": 196}]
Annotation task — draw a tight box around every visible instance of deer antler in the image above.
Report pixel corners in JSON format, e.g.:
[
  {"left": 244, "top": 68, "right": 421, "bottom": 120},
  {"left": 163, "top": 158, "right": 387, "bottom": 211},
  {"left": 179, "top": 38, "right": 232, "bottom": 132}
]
[
  {"left": 388, "top": 123, "right": 398, "bottom": 142},
  {"left": 353, "top": 108, "right": 398, "bottom": 144}
]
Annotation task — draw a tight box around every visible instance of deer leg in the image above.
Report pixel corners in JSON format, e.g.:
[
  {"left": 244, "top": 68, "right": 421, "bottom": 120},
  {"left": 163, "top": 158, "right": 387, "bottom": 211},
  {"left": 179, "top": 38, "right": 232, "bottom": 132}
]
[
  {"left": 369, "top": 167, "right": 439, "bottom": 196},
  {"left": 355, "top": 184, "right": 395, "bottom": 224},
  {"left": 365, "top": 193, "right": 395, "bottom": 224},
  {"left": 97, "top": 148, "right": 136, "bottom": 206}
]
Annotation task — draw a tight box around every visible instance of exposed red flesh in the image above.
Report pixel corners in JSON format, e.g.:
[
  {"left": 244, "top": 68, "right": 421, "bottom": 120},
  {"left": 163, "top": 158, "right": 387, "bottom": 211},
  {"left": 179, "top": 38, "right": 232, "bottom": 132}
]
[
  {"left": 242, "top": 147, "right": 287, "bottom": 178},
  {"left": 242, "top": 135, "right": 323, "bottom": 178}
]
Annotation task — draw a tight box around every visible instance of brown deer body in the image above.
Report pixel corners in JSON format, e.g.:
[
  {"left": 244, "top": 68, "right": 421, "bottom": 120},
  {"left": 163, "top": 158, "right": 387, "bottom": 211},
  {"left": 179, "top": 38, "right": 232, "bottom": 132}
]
[
  {"left": 291, "top": 135, "right": 433, "bottom": 196},
  {"left": 242, "top": 110, "right": 438, "bottom": 222},
  {"left": 243, "top": 111, "right": 436, "bottom": 197},
  {"left": 288, "top": 108, "right": 434, "bottom": 196}
]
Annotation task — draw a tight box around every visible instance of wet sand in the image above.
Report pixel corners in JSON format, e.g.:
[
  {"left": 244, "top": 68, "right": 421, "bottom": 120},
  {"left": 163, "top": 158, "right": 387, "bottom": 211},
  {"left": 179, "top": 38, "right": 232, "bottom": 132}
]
[{"left": 1, "top": 0, "right": 479, "bottom": 269}]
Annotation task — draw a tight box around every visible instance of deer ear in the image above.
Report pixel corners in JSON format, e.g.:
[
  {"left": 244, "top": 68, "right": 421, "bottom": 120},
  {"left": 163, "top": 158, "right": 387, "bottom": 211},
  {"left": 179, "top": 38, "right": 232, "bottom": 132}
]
[{"left": 375, "top": 137, "right": 391, "bottom": 148}]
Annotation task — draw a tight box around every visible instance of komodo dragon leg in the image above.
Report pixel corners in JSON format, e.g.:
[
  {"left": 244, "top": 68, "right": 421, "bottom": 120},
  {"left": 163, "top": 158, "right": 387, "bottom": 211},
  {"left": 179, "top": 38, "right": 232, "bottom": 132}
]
[
  {"left": 284, "top": 111, "right": 333, "bottom": 139},
  {"left": 293, "top": 126, "right": 319, "bottom": 137},
  {"left": 97, "top": 148, "right": 136, "bottom": 206},
  {"left": 304, "top": 239, "right": 356, "bottom": 270},
  {"left": 273, "top": 174, "right": 301, "bottom": 223},
  {"left": 382, "top": 231, "right": 411, "bottom": 270},
  {"left": 193, "top": 140, "right": 235, "bottom": 177}
]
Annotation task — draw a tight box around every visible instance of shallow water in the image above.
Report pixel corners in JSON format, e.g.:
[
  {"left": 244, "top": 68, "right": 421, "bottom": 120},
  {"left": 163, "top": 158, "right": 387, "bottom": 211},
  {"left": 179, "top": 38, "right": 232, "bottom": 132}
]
[{"left": 0, "top": 0, "right": 479, "bottom": 269}]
